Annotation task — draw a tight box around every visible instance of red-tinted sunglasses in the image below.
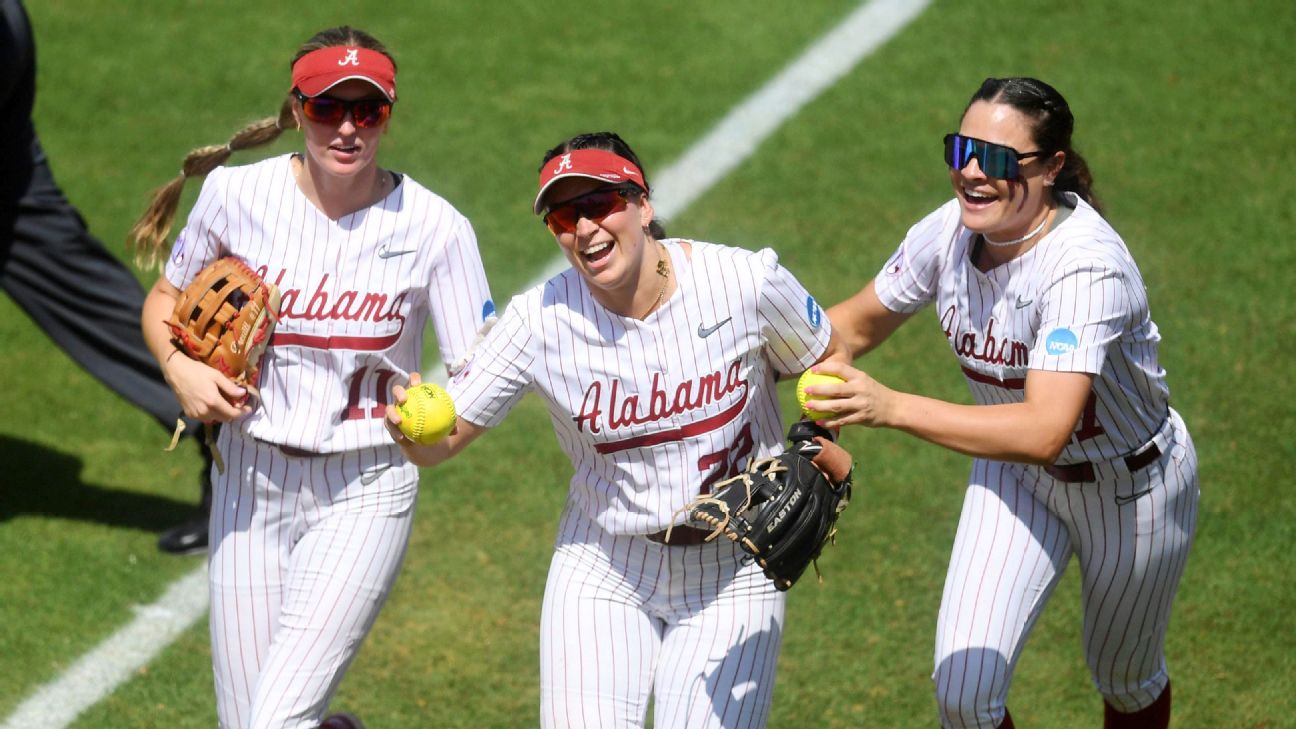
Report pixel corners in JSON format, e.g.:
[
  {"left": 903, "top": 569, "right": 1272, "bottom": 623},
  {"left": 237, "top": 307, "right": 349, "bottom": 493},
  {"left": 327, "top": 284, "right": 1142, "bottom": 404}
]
[
  {"left": 293, "top": 90, "right": 392, "bottom": 129},
  {"left": 542, "top": 186, "right": 637, "bottom": 235}
]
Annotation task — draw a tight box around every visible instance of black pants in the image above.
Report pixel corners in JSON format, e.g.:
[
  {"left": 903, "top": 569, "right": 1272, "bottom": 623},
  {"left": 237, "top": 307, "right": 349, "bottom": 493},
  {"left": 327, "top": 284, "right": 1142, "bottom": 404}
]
[
  {"left": 3, "top": 0, "right": 202, "bottom": 518},
  {"left": 0, "top": 137, "right": 196, "bottom": 435}
]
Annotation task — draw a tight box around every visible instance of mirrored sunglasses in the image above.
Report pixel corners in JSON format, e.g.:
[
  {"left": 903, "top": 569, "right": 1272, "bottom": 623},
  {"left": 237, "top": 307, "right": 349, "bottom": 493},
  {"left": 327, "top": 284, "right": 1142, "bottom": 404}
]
[
  {"left": 943, "top": 133, "right": 1042, "bottom": 179},
  {"left": 294, "top": 90, "right": 392, "bottom": 129},
  {"left": 542, "top": 186, "right": 635, "bottom": 235}
]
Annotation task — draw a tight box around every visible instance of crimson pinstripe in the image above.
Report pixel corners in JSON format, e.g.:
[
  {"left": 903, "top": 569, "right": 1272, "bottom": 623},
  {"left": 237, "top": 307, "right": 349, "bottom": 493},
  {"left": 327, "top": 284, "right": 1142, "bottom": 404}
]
[
  {"left": 168, "top": 155, "right": 491, "bottom": 454},
  {"left": 451, "top": 239, "right": 830, "bottom": 728},
  {"left": 885, "top": 198, "right": 1169, "bottom": 464},
  {"left": 873, "top": 193, "right": 1199, "bottom": 728},
  {"left": 165, "top": 154, "right": 494, "bottom": 728}
]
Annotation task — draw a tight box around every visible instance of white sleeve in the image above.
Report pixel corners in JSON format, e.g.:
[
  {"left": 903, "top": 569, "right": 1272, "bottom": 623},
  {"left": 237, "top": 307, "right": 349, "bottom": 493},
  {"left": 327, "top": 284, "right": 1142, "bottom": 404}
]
[
  {"left": 426, "top": 215, "right": 496, "bottom": 376},
  {"left": 871, "top": 203, "right": 950, "bottom": 314},
  {"left": 1032, "top": 259, "right": 1129, "bottom": 375},
  {"left": 163, "top": 167, "right": 230, "bottom": 288},
  {"left": 447, "top": 294, "right": 534, "bottom": 429},
  {"left": 755, "top": 248, "right": 833, "bottom": 376}
]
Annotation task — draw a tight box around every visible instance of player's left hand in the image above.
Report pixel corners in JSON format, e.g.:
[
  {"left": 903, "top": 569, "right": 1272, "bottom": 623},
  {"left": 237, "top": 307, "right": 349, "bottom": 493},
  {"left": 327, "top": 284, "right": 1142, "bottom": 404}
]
[{"left": 799, "top": 360, "right": 899, "bottom": 429}]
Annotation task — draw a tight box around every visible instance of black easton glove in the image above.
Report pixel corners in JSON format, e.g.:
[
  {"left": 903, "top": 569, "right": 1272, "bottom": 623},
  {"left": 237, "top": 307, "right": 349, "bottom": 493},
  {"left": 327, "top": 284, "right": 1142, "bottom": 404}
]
[{"left": 686, "top": 421, "right": 854, "bottom": 590}]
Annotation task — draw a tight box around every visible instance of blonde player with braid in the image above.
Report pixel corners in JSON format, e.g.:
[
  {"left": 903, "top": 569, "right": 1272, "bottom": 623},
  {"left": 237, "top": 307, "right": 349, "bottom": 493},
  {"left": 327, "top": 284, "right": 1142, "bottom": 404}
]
[
  {"left": 809, "top": 78, "right": 1199, "bottom": 728},
  {"left": 135, "top": 27, "right": 495, "bottom": 729},
  {"left": 386, "top": 131, "right": 840, "bottom": 729}
]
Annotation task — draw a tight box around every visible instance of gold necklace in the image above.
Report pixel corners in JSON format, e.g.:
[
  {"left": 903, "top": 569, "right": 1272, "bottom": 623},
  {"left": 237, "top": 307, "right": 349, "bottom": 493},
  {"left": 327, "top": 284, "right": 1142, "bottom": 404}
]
[{"left": 639, "top": 243, "right": 671, "bottom": 319}]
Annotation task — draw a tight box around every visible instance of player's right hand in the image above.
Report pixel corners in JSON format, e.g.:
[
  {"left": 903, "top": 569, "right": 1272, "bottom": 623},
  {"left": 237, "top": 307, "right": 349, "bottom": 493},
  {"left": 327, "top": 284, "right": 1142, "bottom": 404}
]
[
  {"left": 800, "top": 360, "right": 898, "bottom": 430},
  {"left": 384, "top": 371, "right": 421, "bottom": 446},
  {"left": 163, "top": 353, "right": 253, "bottom": 423}
]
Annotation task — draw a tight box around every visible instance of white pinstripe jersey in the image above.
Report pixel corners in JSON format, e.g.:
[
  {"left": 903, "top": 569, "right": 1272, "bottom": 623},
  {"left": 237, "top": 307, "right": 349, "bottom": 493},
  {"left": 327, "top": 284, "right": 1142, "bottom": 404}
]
[
  {"left": 165, "top": 154, "right": 494, "bottom": 453},
  {"left": 874, "top": 193, "right": 1169, "bottom": 464},
  {"left": 450, "top": 239, "right": 832, "bottom": 535}
]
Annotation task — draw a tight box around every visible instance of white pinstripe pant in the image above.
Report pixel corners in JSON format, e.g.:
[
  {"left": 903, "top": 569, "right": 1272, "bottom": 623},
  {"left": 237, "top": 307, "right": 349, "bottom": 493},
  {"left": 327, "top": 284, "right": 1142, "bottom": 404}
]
[
  {"left": 933, "top": 409, "right": 1199, "bottom": 728},
  {"left": 540, "top": 508, "right": 786, "bottom": 729},
  {"left": 209, "top": 430, "right": 418, "bottom": 729}
]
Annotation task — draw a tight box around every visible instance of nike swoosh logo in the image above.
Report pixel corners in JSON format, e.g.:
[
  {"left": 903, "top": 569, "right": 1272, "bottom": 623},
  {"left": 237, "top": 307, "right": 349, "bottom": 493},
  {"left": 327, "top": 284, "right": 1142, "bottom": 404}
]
[
  {"left": 378, "top": 246, "right": 416, "bottom": 259},
  {"left": 1114, "top": 487, "right": 1154, "bottom": 505},
  {"left": 1015, "top": 296, "right": 1033, "bottom": 308},
  {"left": 697, "top": 317, "right": 732, "bottom": 338},
  {"left": 360, "top": 465, "right": 392, "bottom": 485},
  {"left": 622, "top": 166, "right": 639, "bottom": 176}
]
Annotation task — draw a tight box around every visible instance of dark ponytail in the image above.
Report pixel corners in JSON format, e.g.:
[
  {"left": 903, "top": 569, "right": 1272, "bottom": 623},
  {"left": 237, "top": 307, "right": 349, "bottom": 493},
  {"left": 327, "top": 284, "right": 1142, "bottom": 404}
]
[{"left": 967, "top": 77, "right": 1103, "bottom": 215}]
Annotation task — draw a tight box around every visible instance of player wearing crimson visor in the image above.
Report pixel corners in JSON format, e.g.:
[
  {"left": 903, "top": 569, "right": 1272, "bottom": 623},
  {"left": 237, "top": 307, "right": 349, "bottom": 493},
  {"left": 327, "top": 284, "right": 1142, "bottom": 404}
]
[
  {"left": 134, "top": 26, "right": 494, "bottom": 729},
  {"left": 385, "top": 131, "right": 845, "bottom": 729}
]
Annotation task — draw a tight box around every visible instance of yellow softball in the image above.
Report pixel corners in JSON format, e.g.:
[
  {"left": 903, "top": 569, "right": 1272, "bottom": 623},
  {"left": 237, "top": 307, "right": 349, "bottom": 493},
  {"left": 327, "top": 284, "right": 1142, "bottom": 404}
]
[
  {"left": 796, "top": 370, "right": 845, "bottom": 420},
  {"left": 395, "top": 383, "right": 457, "bottom": 445}
]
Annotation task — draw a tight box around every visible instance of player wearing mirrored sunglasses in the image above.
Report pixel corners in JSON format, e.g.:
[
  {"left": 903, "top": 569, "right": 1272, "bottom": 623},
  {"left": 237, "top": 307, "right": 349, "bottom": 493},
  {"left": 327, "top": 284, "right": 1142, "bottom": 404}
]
[
  {"left": 131, "top": 26, "right": 494, "bottom": 729},
  {"left": 810, "top": 77, "right": 1199, "bottom": 728}
]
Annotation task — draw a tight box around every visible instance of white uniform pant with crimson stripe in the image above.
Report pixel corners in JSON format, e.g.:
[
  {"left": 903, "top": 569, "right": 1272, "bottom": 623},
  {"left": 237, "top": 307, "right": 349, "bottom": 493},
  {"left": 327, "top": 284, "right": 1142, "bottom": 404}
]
[
  {"left": 540, "top": 507, "right": 786, "bottom": 729},
  {"left": 208, "top": 429, "right": 418, "bottom": 729},
  {"left": 933, "top": 409, "right": 1199, "bottom": 729}
]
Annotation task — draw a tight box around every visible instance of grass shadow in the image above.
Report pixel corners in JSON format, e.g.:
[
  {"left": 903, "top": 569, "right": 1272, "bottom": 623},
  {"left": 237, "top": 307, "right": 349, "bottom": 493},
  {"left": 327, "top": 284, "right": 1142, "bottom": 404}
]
[{"left": 0, "top": 434, "right": 195, "bottom": 533}]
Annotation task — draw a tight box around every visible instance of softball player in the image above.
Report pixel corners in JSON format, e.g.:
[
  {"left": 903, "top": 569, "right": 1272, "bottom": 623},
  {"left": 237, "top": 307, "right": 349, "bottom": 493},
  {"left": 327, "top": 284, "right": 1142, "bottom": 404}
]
[
  {"left": 387, "top": 132, "right": 837, "bottom": 728},
  {"left": 810, "top": 78, "right": 1199, "bottom": 729},
  {"left": 138, "top": 28, "right": 494, "bottom": 729}
]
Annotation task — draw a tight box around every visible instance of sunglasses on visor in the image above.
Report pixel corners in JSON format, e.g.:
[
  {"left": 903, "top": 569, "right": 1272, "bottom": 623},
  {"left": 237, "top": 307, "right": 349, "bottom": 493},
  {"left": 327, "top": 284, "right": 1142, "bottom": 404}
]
[
  {"left": 542, "top": 186, "right": 637, "bottom": 235},
  {"left": 293, "top": 90, "right": 392, "bottom": 129},
  {"left": 943, "top": 133, "right": 1043, "bottom": 179}
]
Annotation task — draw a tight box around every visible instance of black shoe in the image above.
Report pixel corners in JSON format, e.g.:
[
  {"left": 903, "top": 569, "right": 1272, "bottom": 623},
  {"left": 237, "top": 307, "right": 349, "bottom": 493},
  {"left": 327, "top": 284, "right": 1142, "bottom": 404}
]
[
  {"left": 158, "top": 513, "right": 208, "bottom": 555},
  {"left": 319, "top": 713, "right": 366, "bottom": 729}
]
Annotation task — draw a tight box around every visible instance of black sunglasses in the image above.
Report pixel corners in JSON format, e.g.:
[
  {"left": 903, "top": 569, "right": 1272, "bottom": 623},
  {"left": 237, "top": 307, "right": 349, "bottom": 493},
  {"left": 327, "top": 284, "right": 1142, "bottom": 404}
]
[
  {"left": 293, "top": 90, "right": 392, "bottom": 129},
  {"left": 944, "top": 133, "right": 1043, "bottom": 179}
]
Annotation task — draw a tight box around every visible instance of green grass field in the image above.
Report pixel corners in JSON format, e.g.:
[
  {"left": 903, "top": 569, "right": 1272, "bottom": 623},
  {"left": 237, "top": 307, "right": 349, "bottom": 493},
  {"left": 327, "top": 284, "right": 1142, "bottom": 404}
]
[{"left": 2, "top": 1, "right": 1293, "bottom": 726}]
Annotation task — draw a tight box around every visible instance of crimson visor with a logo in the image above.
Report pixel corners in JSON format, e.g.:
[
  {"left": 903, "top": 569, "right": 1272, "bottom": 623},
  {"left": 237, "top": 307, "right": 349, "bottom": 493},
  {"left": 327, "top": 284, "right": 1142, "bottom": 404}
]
[
  {"left": 534, "top": 149, "right": 645, "bottom": 213},
  {"left": 291, "top": 46, "right": 396, "bottom": 101}
]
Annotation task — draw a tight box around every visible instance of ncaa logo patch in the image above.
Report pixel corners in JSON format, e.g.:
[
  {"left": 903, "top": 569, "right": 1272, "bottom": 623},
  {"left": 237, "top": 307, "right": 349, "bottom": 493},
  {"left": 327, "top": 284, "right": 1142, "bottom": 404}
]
[
  {"left": 805, "top": 295, "right": 822, "bottom": 328},
  {"left": 481, "top": 299, "right": 496, "bottom": 321},
  {"left": 1045, "top": 328, "right": 1079, "bottom": 355},
  {"left": 171, "top": 230, "right": 188, "bottom": 264}
]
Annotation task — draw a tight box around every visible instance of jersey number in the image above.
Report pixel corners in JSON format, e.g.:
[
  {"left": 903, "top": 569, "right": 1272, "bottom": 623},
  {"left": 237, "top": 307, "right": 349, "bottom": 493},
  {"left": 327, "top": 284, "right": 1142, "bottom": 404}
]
[
  {"left": 697, "top": 424, "right": 755, "bottom": 495},
  {"left": 1071, "top": 391, "right": 1105, "bottom": 443},
  {"left": 342, "top": 366, "right": 397, "bottom": 422}
]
